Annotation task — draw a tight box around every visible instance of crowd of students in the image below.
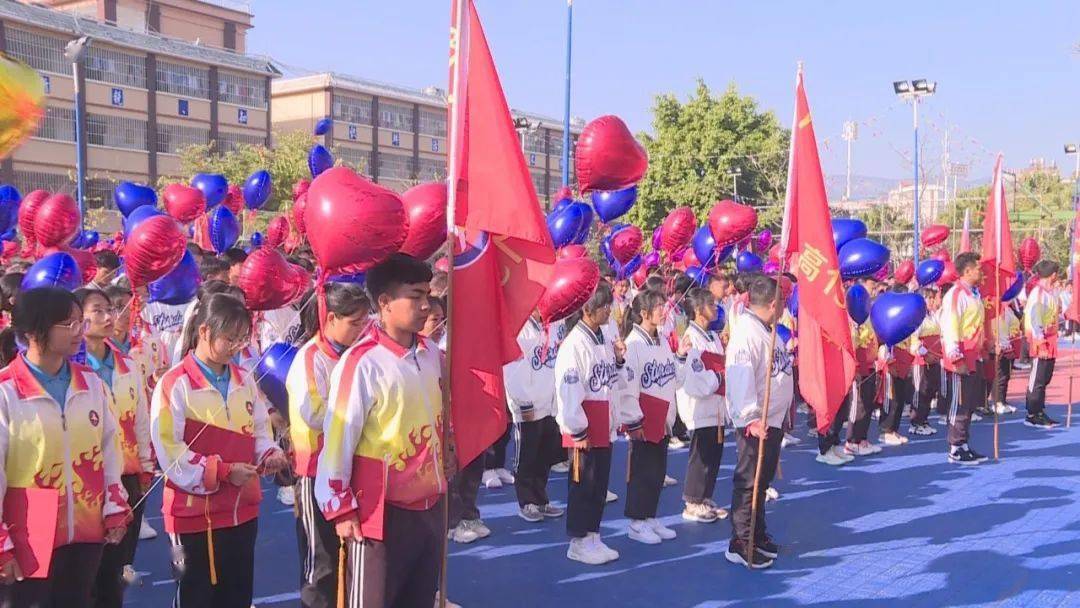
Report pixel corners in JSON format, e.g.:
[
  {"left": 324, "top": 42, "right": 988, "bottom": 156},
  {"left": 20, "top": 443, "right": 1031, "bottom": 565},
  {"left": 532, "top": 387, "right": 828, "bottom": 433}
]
[{"left": 0, "top": 238, "right": 1069, "bottom": 607}]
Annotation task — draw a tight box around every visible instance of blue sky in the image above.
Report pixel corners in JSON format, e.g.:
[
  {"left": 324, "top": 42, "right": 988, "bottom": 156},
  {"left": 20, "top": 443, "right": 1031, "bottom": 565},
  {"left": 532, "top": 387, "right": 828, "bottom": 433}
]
[{"left": 249, "top": 1, "right": 1080, "bottom": 182}]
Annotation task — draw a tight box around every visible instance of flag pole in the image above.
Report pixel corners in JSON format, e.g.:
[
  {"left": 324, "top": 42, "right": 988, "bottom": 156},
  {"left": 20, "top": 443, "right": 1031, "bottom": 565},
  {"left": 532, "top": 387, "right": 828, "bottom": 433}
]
[
  {"left": 993, "top": 168, "right": 1003, "bottom": 460},
  {"left": 561, "top": 0, "right": 573, "bottom": 188}
]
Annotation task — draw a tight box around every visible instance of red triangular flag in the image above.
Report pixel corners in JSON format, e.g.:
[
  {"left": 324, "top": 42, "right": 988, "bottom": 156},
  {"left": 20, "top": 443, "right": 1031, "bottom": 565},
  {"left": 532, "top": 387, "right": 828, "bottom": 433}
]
[
  {"left": 1067, "top": 210, "right": 1080, "bottom": 322},
  {"left": 979, "top": 154, "right": 1016, "bottom": 304}
]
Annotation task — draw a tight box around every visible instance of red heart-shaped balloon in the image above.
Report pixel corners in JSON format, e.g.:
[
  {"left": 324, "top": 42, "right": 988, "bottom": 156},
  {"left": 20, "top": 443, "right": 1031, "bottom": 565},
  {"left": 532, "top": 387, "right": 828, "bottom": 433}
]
[
  {"left": 34, "top": 193, "right": 80, "bottom": 249},
  {"left": 1018, "top": 237, "right": 1040, "bottom": 271},
  {"left": 660, "top": 207, "right": 696, "bottom": 254},
  {"left": 558, "top": 244, "right": 588, "bottom": 260},
  {"left": 920, "top": 224, "right": 950, "bottom": 249},
  {"left": 1, "top": 241, "right": 16, "bottom": 261},
  {"left": 304, "top": 167, "right": 407, "bottom": 273},
  {"left": 292, "top": 191, "right": 308, "bottom": 236},
  {"left": 222, "top": 184, "right": 244, "bottom": 215},
  {"left": 266, "top": 214, "right": 290, "bottom": 249},
  {"left": 293, "top": 179, "right": 310, "bottom": 202},
  {"left": 124, "top": 215, "right": 186, "bottom": 287},
  {"left": 575, "top": 115, "right": 648, "bottom": 193},
  {"left": 610, "top": 225, "right": 643, "bottom": 265},
  {"left": 18, "top": 189, "right": 50, "bottom": 252},
  {"left": 931, "top": 248, "right": 951, "bottom": 263},
  {"left": 631, "top": 264, "right": 649, "bottom": 288},
  {"left": 537, "top": 258, "right": 601, "bottom": 324},
  {"left": 400, "top": 182, "right": 448, "bottom": 260},
  {"left": 708, "top": 199, "right": 758, "bottom": 248},
  {"left": 237, "top": 247, "right": 310, "bottom": 311},
  {"left": 163, "top": 183, "right": 206, "bottom": 224},
  {"left": 682, "top": 247, "right": 700, "bottom": 269},
  {"left": 894, "top": 259, "right": 915, "bottom": 284},
  {"left": 937, "top": 260, "right": 958, "bottom": 286}
]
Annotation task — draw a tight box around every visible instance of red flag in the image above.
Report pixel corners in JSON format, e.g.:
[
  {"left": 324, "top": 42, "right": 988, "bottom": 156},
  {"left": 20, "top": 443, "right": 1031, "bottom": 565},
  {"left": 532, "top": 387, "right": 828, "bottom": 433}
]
[
  {"left": 779, "top": 66, "right": 856, "bottom": 433},
  {"left": 1066, "top": 210, "right": 1080, "bottom": 322},
  {"left": 958, "top": 208, "right": 972, "bottom": 254},
  {"left": 447, "top": 0, "right": 556, "bottom": 467},
  {"left": 979, "top": 154, "right": 1016, "bottom": 304}
]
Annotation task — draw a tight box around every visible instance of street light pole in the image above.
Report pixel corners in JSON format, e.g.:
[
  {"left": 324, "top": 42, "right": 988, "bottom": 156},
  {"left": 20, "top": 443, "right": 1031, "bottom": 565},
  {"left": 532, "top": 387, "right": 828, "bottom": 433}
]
[
  {"left": 561, "top": 0, "right": 573, "bottom": 188},
  {"left": 727, "top": 168, "right": 742, "bottom": 203},
  {"left": 893, "top": 79, "right": 936, "bottom": 264},
  {"left": 65, "top": 36, "right": 91, "bottom": 231}
]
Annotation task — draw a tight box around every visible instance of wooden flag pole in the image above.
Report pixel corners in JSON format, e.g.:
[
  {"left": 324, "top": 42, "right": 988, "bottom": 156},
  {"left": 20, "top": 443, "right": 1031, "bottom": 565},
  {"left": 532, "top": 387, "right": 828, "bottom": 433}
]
[{"left": 1068, "top": 374, "right": 1074, "bottom": 428}]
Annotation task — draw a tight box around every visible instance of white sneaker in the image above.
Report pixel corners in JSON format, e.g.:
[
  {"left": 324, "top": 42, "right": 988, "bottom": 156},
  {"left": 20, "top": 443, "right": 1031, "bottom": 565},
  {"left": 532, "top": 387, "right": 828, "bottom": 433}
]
[
  {"left": 589, "top": 533, "right": 619, "bottom": 561},
  {"left": 138, "top": 518, "right": 157, "bottom": 540},
  {"left": 466, "top": 519, "right": 491, "bottom": 538},
  {"left": 481, "top": 470, "right": 502, "bottom": 489},
  {"left": 663, "top": 474, "right": 677, "bottom": 487},
  {"left": 449, "top": 522, "right": 480, "bottom": 544},
  {"left": 831, "top": 445, "right": 855, "bottom": 462},
  {"left": 880, "top": 432, "right": 905, "bottom": 446},
  {"left": 606, "top": 490, "right": 618, "bottom": 503},
  {"left": 495, "top": 468, "right": 515, "bottom": 485},
  {"left": 781, "top": 433, "right": 801, "bottom": 447},
  {"left": 567, "top": 536, "right": 609, "bottom": 565},
  {"left": 668, "top": 437, "right": 687, "bottom": 449},
  {"left": 433, "top": 593, "right": 462, "bottom": 608},
  {"left": 703, "top": 498, "right": 730, "bottom": 520},
  {"left": 993, "top": 402, "right": 1016, "bottom": 415},
  {"left": 971, "top": 412, "right": 983, "bottom": 422},
  {"left": 646, "top": 517, "right": 677, "bottom": 540},
  {"left": 121, "top": 564, "right": 142, "bottom": 586},
  {"left": 277, "top": 486, "right": 295, "bottom": 507},
  {"left": 765, "top": 487, "right": 780, "bottom": 501},
  {"left": 815, "top": 450, "right": 847, "bottom": 466},
  {"left": 682, "top": 502, "right": 718, "bottom": 523},
  {"left": 628, "top": 520, "right": 662, "bottom": 544},
  {"left": 551, "top": 461, "right": 570, "bottom": 473}
]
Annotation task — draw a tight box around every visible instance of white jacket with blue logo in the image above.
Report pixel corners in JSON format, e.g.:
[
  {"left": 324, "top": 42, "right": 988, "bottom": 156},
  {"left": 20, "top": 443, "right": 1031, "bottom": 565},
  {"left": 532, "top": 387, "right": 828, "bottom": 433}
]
[
  {"left": 504, "top": 317, "right": 562, "bottom": 423},
  {"left": 725, "top": 311, "right": 794, "bottom": 429},
  {"left": 554, "top": 321, "right": 638, "bottom": 443},
  {"left": 622, "top": 325, "right": 686, "bottom": 433},
  {"left": 675, "top": 322, "right": 726, "bottom": 431}
]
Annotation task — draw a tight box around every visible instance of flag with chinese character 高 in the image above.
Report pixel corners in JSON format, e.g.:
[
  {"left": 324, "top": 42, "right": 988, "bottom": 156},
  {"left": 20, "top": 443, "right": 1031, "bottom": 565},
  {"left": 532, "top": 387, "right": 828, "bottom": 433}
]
[{"left": 779, "top": 65, "right": 856, "bottom": 433}]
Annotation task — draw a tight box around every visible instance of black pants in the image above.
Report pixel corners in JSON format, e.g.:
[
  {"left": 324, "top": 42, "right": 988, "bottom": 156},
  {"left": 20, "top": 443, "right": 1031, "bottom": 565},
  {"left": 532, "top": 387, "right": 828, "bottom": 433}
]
[
  {"left": 1025, "top": 358, "right": 1055, "bottom": 416},
  {"left": 816, "top": 397, "right": 848, "bottom": 454},
  {"left": 295, "top": 476, "right": 340, "bottom": 608},
  {"left": 345, "top": 501, "right": 444, "bottom": 608},
  {"left": 730, "top": 427, "right": 782, "bottom": 543},
  {"left": 513, "top": 417, "right": 562, "bottom": 507},
  {"left": 93, "top": 473, "right": 145, "bottom": 608},
  {"left": 485, "top": 421, "right": 512, "bottom": 471},
  {"left": 566, "top": 447, "right": 612, "bottom": 538},
  {"left": 449, "top": 452, "right": 484, "bottom": 527},
  {"left": 683, "top": 426, "right": 724, "bottom": 503},
  {"left": 624, "top": 437, "right": 668, "bottom": 520},
  {"left": 947, "top": 371, "right": 984, "bottom": 446},
  {"left": 992, "top": 356, "right": 1013, "bottom": 405},
  {"left": 672, "top": 413, "right": 689, "bottom": 441},
  {"left": 911, "top": 364, "right": 940, "bottom": 425},
  {"left": 938, "top": 368, "right": 953, "bottom": 415},
  {"left": 848, "top": 374, "right": 878, "bottom": 443},
  {"left": 168, "top": 518, "right": 258, "bottom": 608},
  {"left": 0, "top": 542, "right": 103, "bottom": 608},
  {"left": 881, "top": 375, "right": 913, "bottom": 434}
]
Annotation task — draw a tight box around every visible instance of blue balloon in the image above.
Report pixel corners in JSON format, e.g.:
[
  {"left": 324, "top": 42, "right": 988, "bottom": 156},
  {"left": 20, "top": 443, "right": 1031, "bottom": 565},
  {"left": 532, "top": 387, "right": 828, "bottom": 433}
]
[
  {"left": 776, "top": 323, "right": 794, "bottom": 346},
  {"left": 870, "top": 292, "right": 927, "bottom": 347},
  {"left": 736, "top": 251, "right": 763, "bottom": 273},
  {"left": 1002, "top": 271, "right": 1025, "bottom": 302},
  {"left": 590, "top": 185, "right": 637, "bottom": 223},
  {"left": 915, "top": 259, "right": 945, "bottom": 287},
  {"left": 832, "top": 218, "right": 868, "bottom": 251},
  {"left": 0, "top": 185, "right": 21, "bottom": 204},
  {"left": 708, "top": 304, "right": 726, "bottom": 333},
  {"left": 113, "top": 182, "right": 157, "bottom": 217},
  {"left": 788, "top": 284, "right": 799, "bottom": 318},
  {"left": 612, "top": 254, "right": 642, "bottom": 280},
  {"left": 207, "top": 205, "right": 240, "bottom": 254},
  {"left": 329, "top": 271, "right": 366, "bottom": 285},
  {"left": 123, "top": 205, "right": 164, "bottom": 238},
  {"left": 846, "top": 283, "right": 871, "bottom": 324},
  {"left": 22, "top": 252, "right": 81, "bottom": 291},
  {"left": 685, "top": 265, "right": 708, "bottom": 287},
  {"left": 191, "top": 173, "right": 228, "bottom": 208},
  {"left": 0, "top": 228, "right": 16, "bottom": 242},
  {"left": 548, "top": 203, "right": 591, "bottom": 249},
  {"left": 838, "top": 238, "right": 890, "bottom": 279},
  {"left": 250, "top": 232, "right": 264, "bottom": 248},
  {"left": 552, "top": 197, "right": 572, "bottom": 214},
  {"left": 309, "top": 145, "right": 334, "bottom": 178},
  {"left": 569, "top": 202, "right": 594, "bottom": 245},
  {"left": 0, "top": 200, "right": 16, "bottom": 235},
  {"left": 148, "top": 250, "right": 200, "bottom": 305},
  {"left": 70, "top": 229, "right": 99, "bottom": 250},
  {"left": 692, "top": 226, "right": 721, "bottom": 269},
  {"left": 256, "top": 343, "right": 299, "bottom": 411},
  {"left": 314, "top": 117, "right": 333, "bottom": 136},
  {"left": 243, "top": 170, "right": 272, "bottom": 210}
]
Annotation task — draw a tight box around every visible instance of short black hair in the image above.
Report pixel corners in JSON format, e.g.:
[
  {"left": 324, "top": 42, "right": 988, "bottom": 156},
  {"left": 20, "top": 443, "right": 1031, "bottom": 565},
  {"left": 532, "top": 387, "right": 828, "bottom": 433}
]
[
  {"left": 222, "top": 248, "right": 248, "bottom": 266},
  {"left": 198, "top": 256, "right": 230, "bottom": 280},
  {"left": 643, "top": 275, "right": 666, "bottom": 293},
  {"left": 748, "top": 275, "right": 779, "bottom": 307},
  {"left": 0, "top": 328, "right": 16, "bottom": 367},
  {"left": 0, "top": 272, "right": 23, "bottom": 305},
  {"left": 1033, "top": 259, "right": 1060, "bottom": 279},
  {"left": 681, "top": 287, "right": 714, "bottom": 318},
  {"left": 889, "top": 283, "right": 909, "bottom": 294},
  {"left": 73, "top": 287, "right": 111, "bottom": 308},
  {"left": 93, "top": 250, "right": 120, "bottom": 271},
  {"left": 954, "top": 252, "right": 980, "bottom": 275},
  {"left": 104, "top": 284, "right": 132, "bottom": 302},
  {"left": 672, "top": 274, "right": 693, "bottom": 296},
  {"left": 366, "top": 254, "right": 433, "bottom": 303},
  {"left": 12, "top": 287, "right": 80, "bottom": 347}
]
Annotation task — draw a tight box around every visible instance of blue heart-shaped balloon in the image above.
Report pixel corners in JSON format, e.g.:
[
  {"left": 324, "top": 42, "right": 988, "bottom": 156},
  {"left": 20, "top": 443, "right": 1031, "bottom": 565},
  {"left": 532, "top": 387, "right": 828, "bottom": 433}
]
[
  {"left": 590, "top": 185, "right": 637, "bottom": 224},
  {"left": 832, "top": 218, "right": 868, "bottom": 251},
  {"left": 915, "top": 259, "right": 945, "bottom": 287},
  {"left": 846, "top": 283, "right": 871, "bottom": 324},
  {"left": 838, "top": 238, "right": 890, "bottom": 279},
  {"left": 870, "top": 292, "right": 927, "bottom": 347}
]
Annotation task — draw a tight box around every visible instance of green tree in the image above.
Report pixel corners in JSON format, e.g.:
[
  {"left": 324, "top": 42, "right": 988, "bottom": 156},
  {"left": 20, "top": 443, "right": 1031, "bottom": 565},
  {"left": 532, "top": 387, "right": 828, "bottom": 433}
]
[{"left": 629, "top": 80, "right": 789, "bottom": 233}]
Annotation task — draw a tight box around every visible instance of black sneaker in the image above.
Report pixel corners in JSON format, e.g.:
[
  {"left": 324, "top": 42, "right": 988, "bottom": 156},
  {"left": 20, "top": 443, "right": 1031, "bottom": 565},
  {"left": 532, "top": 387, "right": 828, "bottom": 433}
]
[
  {"left": 755, "top": 535, "right": 780, "bottom": 558},
  {"left": 1024, "top": 413, "right": 1057, "bottom": 429},
  {"left": 725, "top": 539, "right": 774, "bottom": 569},
  {"left": 975, "top": 405, "right": 993, "bottom": 417},
  {"left": 967, "top": 447, "right": 989, "bottom": 463},
  {"left": 948, "top": 447, "right": 980, "bottom": 466}
]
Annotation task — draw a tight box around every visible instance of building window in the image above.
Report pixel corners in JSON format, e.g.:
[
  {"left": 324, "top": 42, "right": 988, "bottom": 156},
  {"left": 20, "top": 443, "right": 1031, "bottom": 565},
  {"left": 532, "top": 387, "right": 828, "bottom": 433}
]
[
  {"left": 85, "top": 46, "right": 146, "bottom": 88},
  {"left": 418, "top": 108, "right": 447, "bottom": 137},
  {"left": 378, "top": 102, "right": 414, "bottom": 132},
  {"left": 85, "top": 177, "right": 118, "bottom": 209},
  {"left": 547, "top": 132, "right": 564, "bottom": 158},
  {"left": 215, "top": 131, "right": 265, "bottom": 153},
  {"left": 531, "top": 172, "right": 545, "bottom": 197},
  {"left": 332, "top": 94, "right": 373, "bottom": 126},
  {"left": 156, "top": 61, "right": 210, "bottom": 98},
  {"left": 5, "top": 28, "right": 67, "bottom": 74},
  {"left": 13, "top": 170, "right": 74, "bottom": 196},
  {"left": 336, "top": 147, "right": 371, "bottom": 176},
  {"left": 87, "top": 113, "right": 147, "bottom": 150},
  {"left": 156, "top": 123, "right": 209, "bottom": 154},
  {"left": 218, "top": 71, "right": 266, "bottom": 108},
  {"left": 417, "top": 157, "right": 446, "bottom": 181},
  {"left": 523, "top": 131, "right": 545, "bottom": 154},
  {"left": 377, "top": 153, "right": 414, "bottom": 180},
  {"left": 35, "top": 106, "right": 76, "bottom": 142}
]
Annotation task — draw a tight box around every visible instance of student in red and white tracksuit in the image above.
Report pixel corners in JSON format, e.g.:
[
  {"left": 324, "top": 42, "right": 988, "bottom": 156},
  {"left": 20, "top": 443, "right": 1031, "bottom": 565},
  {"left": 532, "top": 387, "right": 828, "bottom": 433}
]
[
  {"left": 940, "top": 252, "right": 989, "bottom": 464},
  {"left": 909, "top": 287, "right": 942, "bottom": 434},
  {"left": 675, "top": 288, "right": 727, "bottom": 523},
  {"left": 555, "top": 283, "right": 638, "bottom": 565},
  {"left": 1023, "top": 260, "right": 1062, "bottom": 427}
]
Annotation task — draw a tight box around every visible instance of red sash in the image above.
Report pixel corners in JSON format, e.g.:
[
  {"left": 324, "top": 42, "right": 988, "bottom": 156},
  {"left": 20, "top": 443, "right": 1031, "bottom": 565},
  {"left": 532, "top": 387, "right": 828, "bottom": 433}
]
[
  {"left": 348, "top": 455, "right": 387, "bottom": 541},
  {"left": 700, "top": 351, "right": 726, "bottom": 396},
  {"left": 561, "top": 400, "right": 610, "bottom": 448},
  {"left": 638, "top": 394, "right": 669, "bottom": 444}
]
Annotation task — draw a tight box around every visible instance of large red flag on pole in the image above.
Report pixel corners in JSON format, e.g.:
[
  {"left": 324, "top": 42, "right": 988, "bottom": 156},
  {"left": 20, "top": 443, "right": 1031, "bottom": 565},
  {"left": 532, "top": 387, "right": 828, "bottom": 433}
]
[
  {"left": 979, "top": 154, "right": 1016, "bottom": 304},
  {"left": 446, "top": 0, "right": 557, "bottom": 467},
  {"left": 1065, "top": 210, "right": 1080, "bottom": 322},
  {"left": 780, "top": 65, "right": 856, "bottom": 433}
]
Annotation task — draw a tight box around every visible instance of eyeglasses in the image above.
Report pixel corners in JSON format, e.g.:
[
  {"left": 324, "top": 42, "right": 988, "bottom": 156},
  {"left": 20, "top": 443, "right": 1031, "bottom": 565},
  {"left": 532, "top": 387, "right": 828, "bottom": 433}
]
[
  {"left": 86, "top": 308, "right": 117, "bottom": 320},
  {"left": 53, "top": 319, "right": 89, "bottom": 334},
  {"left": 217, "top": 335, "right": 250, "bottom": 351}
]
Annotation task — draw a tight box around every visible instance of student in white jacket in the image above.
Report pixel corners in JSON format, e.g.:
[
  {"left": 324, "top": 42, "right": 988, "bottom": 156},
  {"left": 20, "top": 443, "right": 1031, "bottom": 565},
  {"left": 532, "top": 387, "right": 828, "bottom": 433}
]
[
  {"left": 504, "top": 313, "right": 566, "bottom": 523},
  {"left": 724, "top": 275, "right": 793, "bottom": 569},
  {"left": 675, "top": 288, "right": 728, "bottom": 523},
  {"left": 555, "top": 283, "right": 639, "bottom": 566}
]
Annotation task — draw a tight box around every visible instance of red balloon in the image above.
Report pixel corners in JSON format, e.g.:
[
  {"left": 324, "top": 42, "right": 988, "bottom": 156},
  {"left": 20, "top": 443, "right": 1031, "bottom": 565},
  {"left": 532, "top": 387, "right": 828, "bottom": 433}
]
[
  {"left": 163, "top": 183, "right": 206, "bottom": 223},
  {"left": 1, "top": 241, "right": 16, "bottom": 259},
  {"left": 631, "top": 264, "right": 649, "bottom": 288},
  {"left": 920, "top": 224, "right": 950, "bottom": 248},
  {"left": 931, "top": 248, "right": 951, "bottom": 263},
  {"left": 768, "top": 244, "right": 782, "bottom": 264},
  {"left": 660, "top": 207, "right": 696, "bottom": 254},
  {"left": 682, "top": 247, "right": 700, "bottom": 269},
  {"left": 538, "top": 258, "right": 601, "bottom": 324},
  {"left": 434, "top": 257, "right": 449, "bottom": 273},
  {"left": 304, "top": 167, "right": 407, "bottom": 273},
  {"left": 292, "top": 191, "right": 308, "bottom": 236},
  {"left": 558, "top": 244, "right": 587, "bottom": 260},
  {"left": 400, "top": 182, "right": 448, "bottom": 260},
  {"left": 708, "top": 199, "right": 758, "bottom": 248},
  {"left": 292, "top": 179, "right": 310, "bottom": 202},
  {"left": 33, "top": 193, "right": 80, "bottom": 249},
  {"left": 1018, "top": 237, "right": 1040, "bottom": 271},
  {"left": 574, "top": 115, "right": 648, "bottom": 193},
  {"left": 17, "top": 189, "right": 49, "bottom": 252},
  {"left": 266, "top": 215, "right": 290, "bottom": 249},
  {"left": 237, "top": 247, "right": 310, "bottom": 311},
  {"left": 894, "top": 259, "right": 915, "bottom": 284},
  {"left": 609, "top": 225, "right": 643, "bottom": 265},
  {"left": 123, "top": 215, "right": 186, "bottom": 287},
  {"left": 222, "top": 184, "right": 244, "bottom": 215},
  {"left": 937, "top": 260, "right": 959, "bottom": 286}
]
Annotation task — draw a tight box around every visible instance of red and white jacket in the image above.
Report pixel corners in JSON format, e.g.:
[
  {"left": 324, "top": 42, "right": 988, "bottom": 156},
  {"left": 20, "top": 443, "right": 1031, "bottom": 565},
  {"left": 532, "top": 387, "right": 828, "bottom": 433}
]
[
  {"left": 1024, "top": 281, "right": 1059, "bottom": 359},
  {"left": 101, "top": 341, "right": 154, "bottom": 479},
  {"left": 286, "top": 335, "right": 342, "bottom": 478},
  {"left": 940, "top": 281, "right": 986, "bottom": 372}
]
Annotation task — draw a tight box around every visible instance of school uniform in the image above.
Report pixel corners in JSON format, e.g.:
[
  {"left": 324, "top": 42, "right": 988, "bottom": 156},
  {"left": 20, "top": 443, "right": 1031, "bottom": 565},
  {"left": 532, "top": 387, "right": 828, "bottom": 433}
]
[
  {"left": 287, "top": 334, "right": 346, "bottom": 608},
  {"left": 674, "top": 323, "right": 725, "bottom": 506},
  {"left": 910, "top": 314, "right": 942, "bottom": 426},
  {"left": 555, "top": 322, "right": 637, "bottom": 539},
  {"left": 141, "top": 300, "right": 189, "bottom": 363},
  {"left": 315, "top": 329, "right": 446, "bottom": 608},
  {"left": 725, "top": 311, "right": 793, "bottom": 546},
  {"left": 504, "top": 318, "right": 564, "bottom": 509},
  {"left": 940, "top": 280, "right": 987, "bottom": 449},
  {"left": 118, "top": 332, "right": 171, "bottom": 392},
  {"left": 259, "top": 306, "right": 305, "bottom": 349},
  {"left": 847, "top": 321, "right": 879, "bottom": 444},
  {"left": 1024, "top": 281, "right": 1059, "bottom": 417},
  {"left": 151, "top": 354, "right": 281, "bottom": 608},
  {"left": 877, "top": 337, "right": 914, "bottom": 434},
  {"left": 0, "top": 357, "right": 131, "bottom": 607},
  {"left": 991, "top": 307, "right": 1022, "bottom": 406}
]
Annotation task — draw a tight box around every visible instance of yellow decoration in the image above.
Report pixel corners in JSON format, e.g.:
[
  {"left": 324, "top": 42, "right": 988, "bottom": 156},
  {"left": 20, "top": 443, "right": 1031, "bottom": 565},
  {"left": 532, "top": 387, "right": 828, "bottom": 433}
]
[{"left": 0, "top": 55, "right": 46, "bottom": 160}]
